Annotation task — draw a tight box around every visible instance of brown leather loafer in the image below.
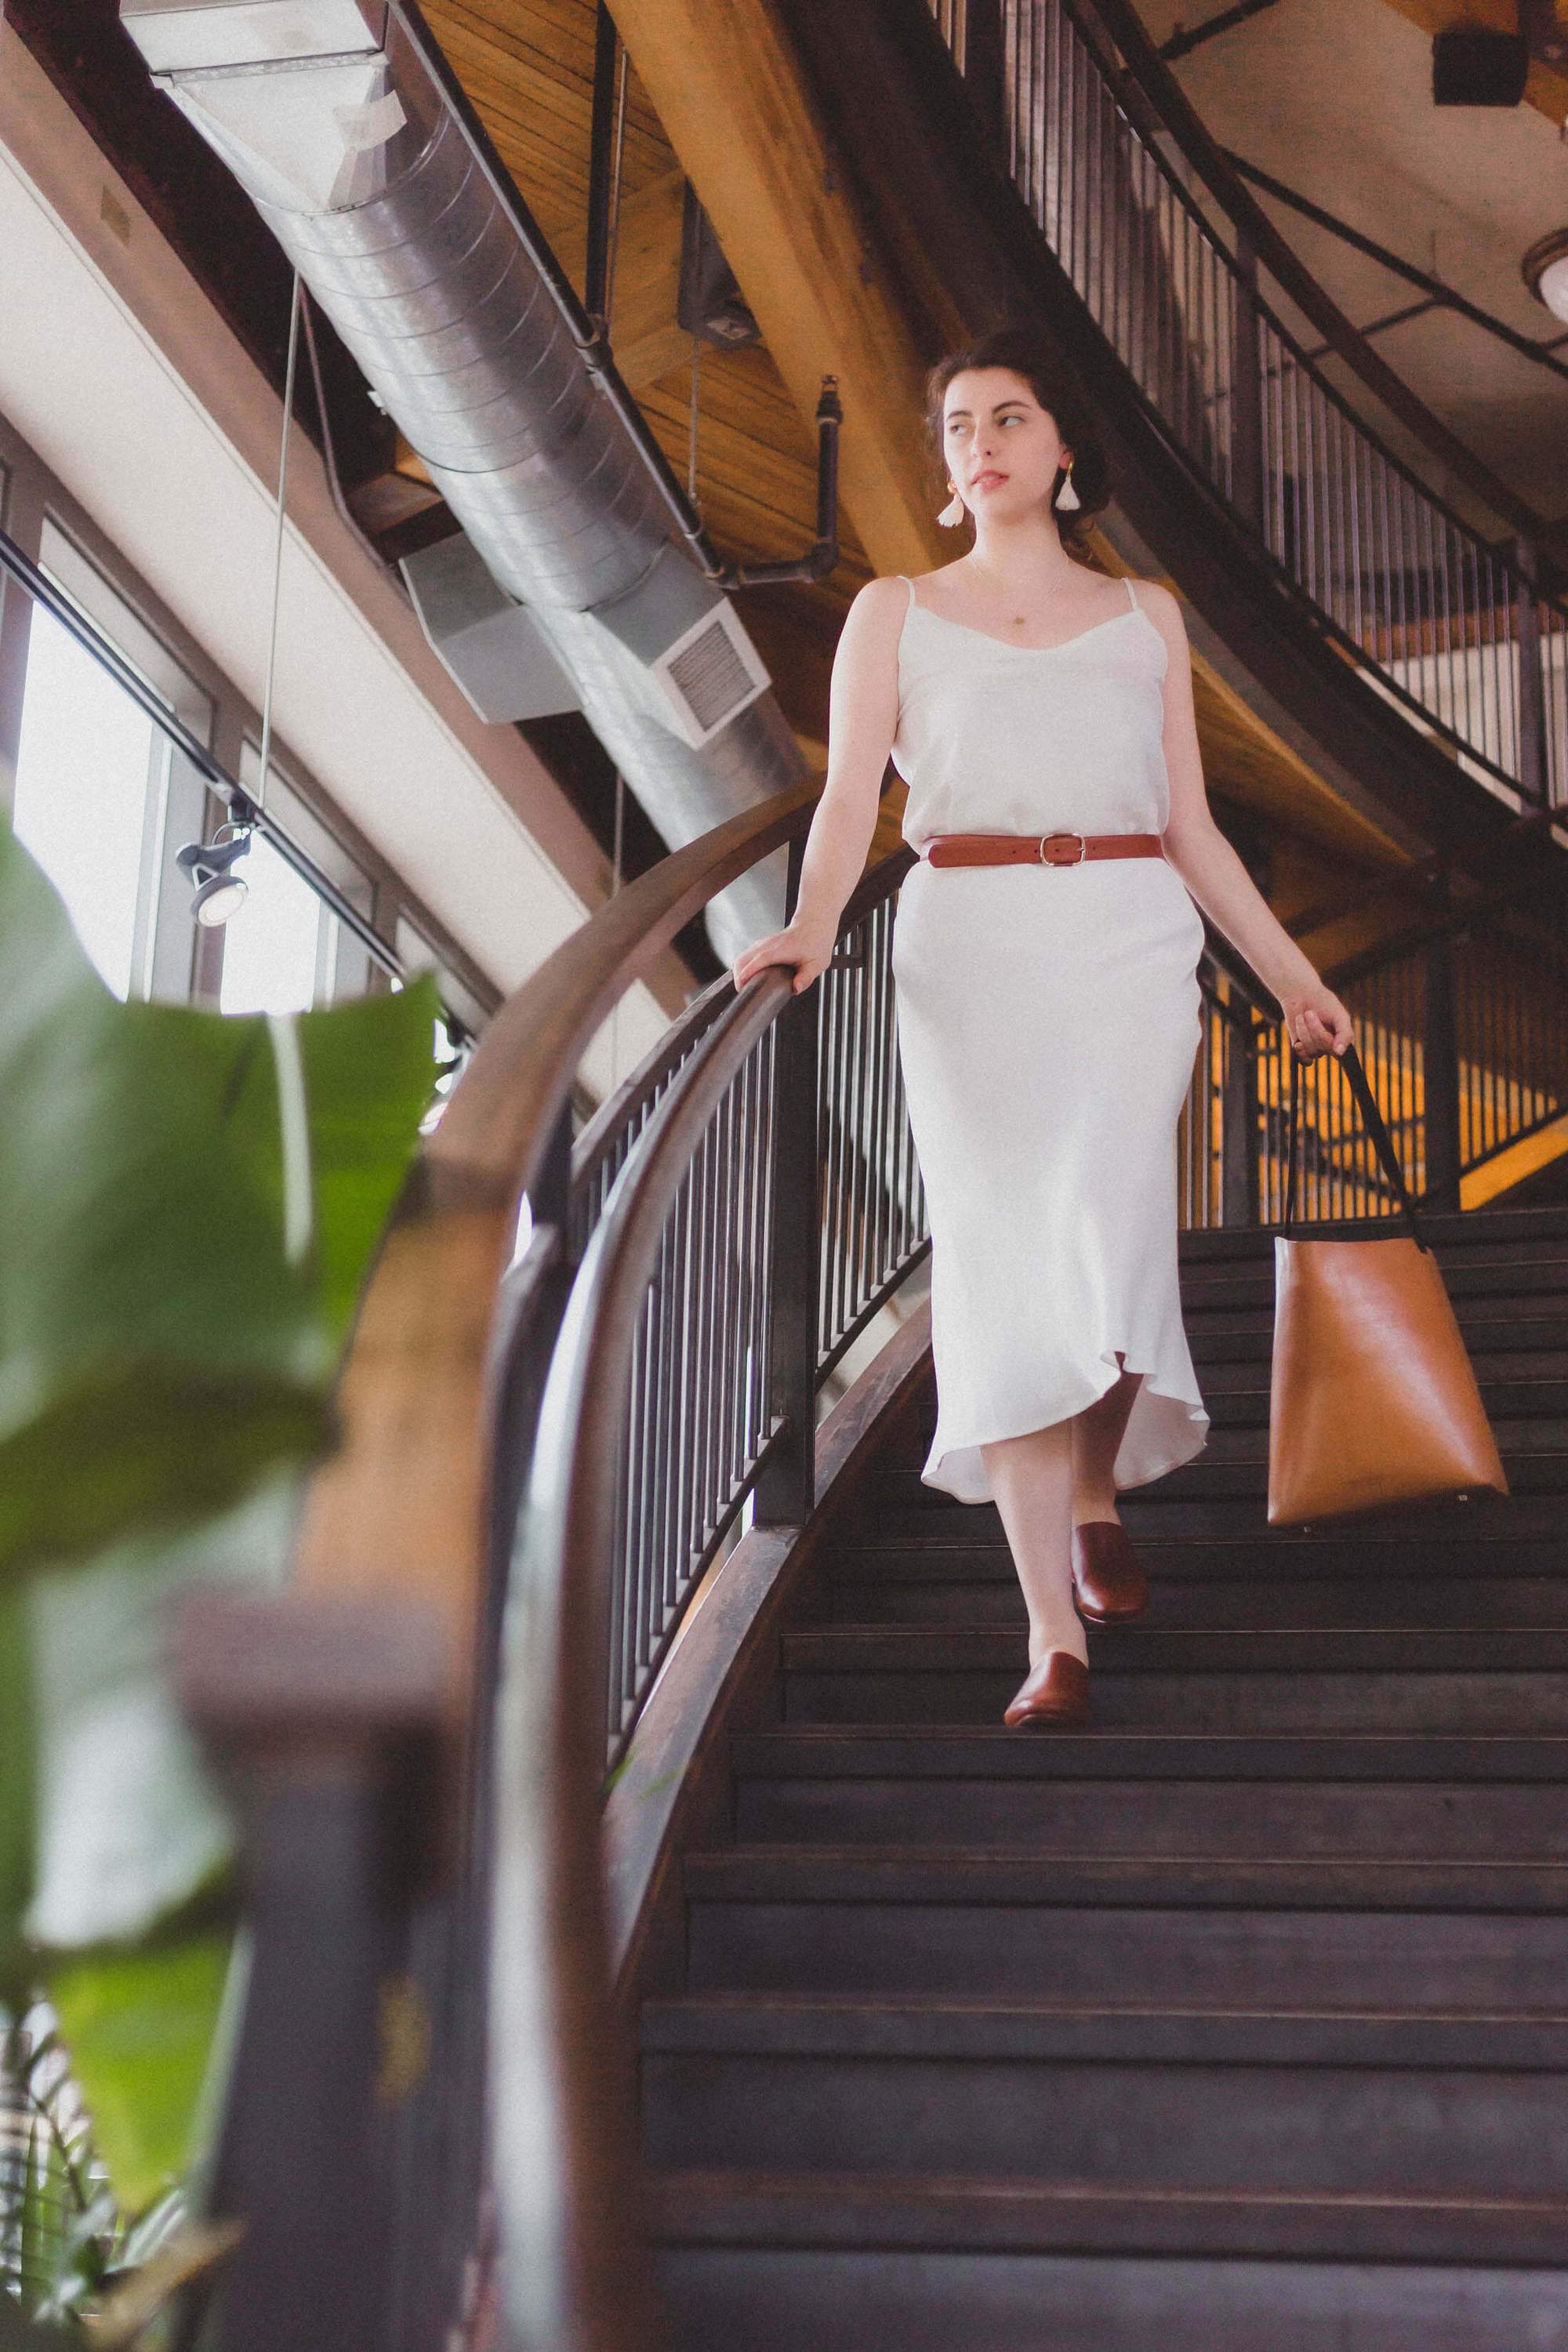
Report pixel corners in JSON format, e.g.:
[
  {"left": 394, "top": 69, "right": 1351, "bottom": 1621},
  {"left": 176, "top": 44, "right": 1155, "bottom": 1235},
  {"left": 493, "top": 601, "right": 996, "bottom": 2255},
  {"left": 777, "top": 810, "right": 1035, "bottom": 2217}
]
[
  {"left": 1004, "top": 1651, "right": 1089, "bottom": 1729},
  {"left": 1072, "top": 1519, "right": 1149, "bottom": 1624}
]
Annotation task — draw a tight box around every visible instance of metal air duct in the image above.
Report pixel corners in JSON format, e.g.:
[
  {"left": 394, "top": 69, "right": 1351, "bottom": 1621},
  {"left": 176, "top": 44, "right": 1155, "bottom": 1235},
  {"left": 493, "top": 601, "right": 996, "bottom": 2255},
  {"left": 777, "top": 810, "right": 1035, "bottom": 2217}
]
[{"left": 120, "top": 0, "right": 811, "bottom": 964}]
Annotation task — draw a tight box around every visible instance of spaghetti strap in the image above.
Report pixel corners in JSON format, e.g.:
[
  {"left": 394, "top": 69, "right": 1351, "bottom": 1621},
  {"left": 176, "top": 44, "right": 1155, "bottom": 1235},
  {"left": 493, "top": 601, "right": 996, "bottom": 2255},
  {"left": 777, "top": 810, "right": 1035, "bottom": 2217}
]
[
  {"left": 1124, "top": 575, "right": 1139, "bottom": 613},
  {"left": 899, "top": 574, "right": 916, "bottom": 612}
]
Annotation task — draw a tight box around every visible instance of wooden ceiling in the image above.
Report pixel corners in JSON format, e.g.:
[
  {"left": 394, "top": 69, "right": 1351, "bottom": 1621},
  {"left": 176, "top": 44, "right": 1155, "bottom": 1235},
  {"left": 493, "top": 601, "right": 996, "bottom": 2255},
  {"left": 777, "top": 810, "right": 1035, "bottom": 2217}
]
[
  {"left": 418, "top": 0, "right": 1457, "bottom": 944},
  {"left": 422, "top": 0, "right": 873, "bottom": 760}
]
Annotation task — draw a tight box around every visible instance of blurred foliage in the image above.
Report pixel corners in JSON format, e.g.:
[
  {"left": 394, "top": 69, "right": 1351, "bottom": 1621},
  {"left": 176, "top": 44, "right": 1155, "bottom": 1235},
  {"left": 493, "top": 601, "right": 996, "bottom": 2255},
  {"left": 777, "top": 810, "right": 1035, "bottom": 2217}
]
[{"left": 0, "top": 815, "right": 441, "bottom": 2336}]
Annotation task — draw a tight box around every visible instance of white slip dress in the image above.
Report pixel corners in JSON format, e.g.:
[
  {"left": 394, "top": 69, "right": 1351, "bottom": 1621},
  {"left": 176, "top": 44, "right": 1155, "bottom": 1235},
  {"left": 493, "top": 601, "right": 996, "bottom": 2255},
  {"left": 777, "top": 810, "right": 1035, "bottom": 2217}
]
[{"left": 888, "top": 571, "right": 1212, "bottom": 1504}]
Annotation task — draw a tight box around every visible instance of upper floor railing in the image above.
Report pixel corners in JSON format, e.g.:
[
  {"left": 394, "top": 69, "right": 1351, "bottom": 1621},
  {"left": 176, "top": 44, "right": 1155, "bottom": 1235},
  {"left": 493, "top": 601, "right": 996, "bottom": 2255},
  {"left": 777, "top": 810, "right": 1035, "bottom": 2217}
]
[{"left": 932, "top": 0, "right": 1568, "bottom": 813}]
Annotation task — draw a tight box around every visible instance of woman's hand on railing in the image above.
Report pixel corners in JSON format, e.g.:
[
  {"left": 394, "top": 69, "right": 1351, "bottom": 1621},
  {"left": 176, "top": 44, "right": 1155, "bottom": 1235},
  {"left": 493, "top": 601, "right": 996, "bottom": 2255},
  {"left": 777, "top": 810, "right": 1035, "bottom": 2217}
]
[
  {"left": 730, "top": 923, "right": 837, "bottom": 996},
  {"left": 1281, "top": 979, "right": 1354, "bottom": 1061}
]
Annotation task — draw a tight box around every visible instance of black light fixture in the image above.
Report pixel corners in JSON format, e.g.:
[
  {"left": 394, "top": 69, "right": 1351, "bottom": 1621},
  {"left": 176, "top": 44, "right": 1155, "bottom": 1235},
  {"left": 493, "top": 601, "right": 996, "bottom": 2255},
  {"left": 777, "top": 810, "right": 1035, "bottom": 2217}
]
[
  {"left": 1432, "top": 25, "right": 1530, "bottom": 104},
  {"left": 176, "top": 809, "right": 256, "bottom": 927},
  {"left": 677, "top": 182, "right": 760, "bottom": 349}
]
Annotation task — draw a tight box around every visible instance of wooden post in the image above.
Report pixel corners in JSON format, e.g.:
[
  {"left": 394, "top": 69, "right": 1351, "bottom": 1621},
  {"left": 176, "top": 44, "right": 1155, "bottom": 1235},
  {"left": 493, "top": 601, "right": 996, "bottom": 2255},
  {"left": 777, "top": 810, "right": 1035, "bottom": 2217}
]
[
  {"left": 1221, "top": 1001, "right": 1259, "bottom": 1226},
  {"left": 1422, "top": 881, "right": 1463, "bottom": 1214},
  {"left": 753, "top": 835, "right": 821, "bottom": 1524},
  {"left": 1514, "top": 534, "right": 1549, "bottom": 810}
]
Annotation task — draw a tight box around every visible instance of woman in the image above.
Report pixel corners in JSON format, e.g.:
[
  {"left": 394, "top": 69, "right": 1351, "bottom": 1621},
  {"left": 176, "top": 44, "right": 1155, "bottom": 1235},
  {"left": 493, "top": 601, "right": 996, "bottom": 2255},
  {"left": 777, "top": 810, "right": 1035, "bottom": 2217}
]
[{"left": 731, "top": 325, "right": 1352, "bottom": 1729}]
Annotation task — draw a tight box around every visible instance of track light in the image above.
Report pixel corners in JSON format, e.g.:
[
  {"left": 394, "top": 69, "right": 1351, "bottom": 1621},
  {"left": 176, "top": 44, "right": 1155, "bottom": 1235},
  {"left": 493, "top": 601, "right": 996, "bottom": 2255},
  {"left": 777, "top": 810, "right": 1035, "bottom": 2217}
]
[
  {"left": 176, "top": 818, "right": 254, "bottom": 927},
  {"left": 1523, "top": 228, "right": 1568, "bottom": 325}
]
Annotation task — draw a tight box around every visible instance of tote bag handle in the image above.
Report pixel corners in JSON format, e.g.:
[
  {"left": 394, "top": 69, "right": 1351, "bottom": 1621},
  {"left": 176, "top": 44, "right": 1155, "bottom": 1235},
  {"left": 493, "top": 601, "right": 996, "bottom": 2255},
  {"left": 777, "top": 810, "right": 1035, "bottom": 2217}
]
[{"left": 1281, "top": 1036, "right": 1433, "bottom": 1254}]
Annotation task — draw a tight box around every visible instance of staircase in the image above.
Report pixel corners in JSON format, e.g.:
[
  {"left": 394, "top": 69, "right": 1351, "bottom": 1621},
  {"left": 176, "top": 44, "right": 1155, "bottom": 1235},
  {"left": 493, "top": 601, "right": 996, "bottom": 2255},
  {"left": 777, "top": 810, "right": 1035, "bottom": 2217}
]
[{"left": 639, "top": 1203, "right": 1568, "bottom": 2349}]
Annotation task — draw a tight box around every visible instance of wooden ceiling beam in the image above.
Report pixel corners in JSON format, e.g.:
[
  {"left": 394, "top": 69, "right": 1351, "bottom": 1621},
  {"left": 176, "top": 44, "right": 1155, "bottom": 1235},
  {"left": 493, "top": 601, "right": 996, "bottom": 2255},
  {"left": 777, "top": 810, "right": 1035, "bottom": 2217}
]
[{"left": 604, "top": 0, "right": 948, "bottom": 578}]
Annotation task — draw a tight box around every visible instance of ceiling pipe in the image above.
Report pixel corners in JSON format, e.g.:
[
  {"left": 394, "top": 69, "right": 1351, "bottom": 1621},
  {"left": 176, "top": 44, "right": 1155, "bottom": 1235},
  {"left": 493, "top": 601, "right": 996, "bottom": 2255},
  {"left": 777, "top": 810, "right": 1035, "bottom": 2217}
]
[{"left": 118, "top": 0, "right": 821, "bottom": 966}]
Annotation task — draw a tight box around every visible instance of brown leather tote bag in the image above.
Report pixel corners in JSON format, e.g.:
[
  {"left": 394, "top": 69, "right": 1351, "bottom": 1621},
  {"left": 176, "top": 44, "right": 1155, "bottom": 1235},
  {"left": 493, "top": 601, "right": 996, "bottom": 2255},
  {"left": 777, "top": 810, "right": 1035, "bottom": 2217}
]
[{"left": 1267, "top": 1038, "right": 1508, "bottom": 1529}]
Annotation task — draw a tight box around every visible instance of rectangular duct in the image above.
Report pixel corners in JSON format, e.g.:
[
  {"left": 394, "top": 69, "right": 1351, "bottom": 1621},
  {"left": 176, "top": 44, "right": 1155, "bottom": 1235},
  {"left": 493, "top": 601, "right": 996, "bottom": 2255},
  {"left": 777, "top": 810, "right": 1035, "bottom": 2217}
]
[
  {"left": 401, "top": 535, "right": 581, "bottom": 724},
  {"left": 119, "top": 0, "right": 385, "bottom": 73}
]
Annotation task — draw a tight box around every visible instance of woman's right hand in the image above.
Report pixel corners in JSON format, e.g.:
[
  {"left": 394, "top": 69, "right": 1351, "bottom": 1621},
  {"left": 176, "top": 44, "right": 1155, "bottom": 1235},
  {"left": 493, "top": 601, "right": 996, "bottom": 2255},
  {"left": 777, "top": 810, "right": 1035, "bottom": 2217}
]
[{"left": 731, "top": 920, "right": 837, "bottom": 996}]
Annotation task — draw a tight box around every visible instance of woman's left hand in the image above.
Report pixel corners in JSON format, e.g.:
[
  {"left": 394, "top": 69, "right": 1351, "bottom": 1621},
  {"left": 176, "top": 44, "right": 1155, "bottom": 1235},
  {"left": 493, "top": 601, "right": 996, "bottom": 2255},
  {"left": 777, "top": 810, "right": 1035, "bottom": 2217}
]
[{"left": 1280, "top": 979, "right": 1353, "bottom": 1062}]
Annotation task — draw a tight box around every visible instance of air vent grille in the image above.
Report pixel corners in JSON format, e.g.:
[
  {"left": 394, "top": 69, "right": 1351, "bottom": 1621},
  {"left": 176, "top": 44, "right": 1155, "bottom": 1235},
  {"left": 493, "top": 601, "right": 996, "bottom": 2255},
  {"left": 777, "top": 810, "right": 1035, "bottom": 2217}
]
[{"left": 666, "top": 618, "right": 756, "bottom": 731}]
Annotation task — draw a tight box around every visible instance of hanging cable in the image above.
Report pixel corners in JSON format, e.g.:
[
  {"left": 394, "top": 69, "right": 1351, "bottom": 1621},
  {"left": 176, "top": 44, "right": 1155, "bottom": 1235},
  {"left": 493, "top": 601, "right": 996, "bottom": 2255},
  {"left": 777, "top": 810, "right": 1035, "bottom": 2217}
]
[
  {"left": 608, "top": 764, "right": 626, "bottom": 1087},
  {"left": 604, "top": 42, "right": 630, "bottom": 332},
  {"left": 687, "top": 330, "right": 702, "bottom": 509},
  {"left": 255, "top": 271, "right": 303, "bottom": 818}
]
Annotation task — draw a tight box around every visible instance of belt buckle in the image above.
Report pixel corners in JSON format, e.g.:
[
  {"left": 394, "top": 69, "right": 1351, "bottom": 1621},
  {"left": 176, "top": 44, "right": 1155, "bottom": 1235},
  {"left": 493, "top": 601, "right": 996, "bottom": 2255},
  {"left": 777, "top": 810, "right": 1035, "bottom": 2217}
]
[{"left": 1039, "top": 830, "right": 1087, "bottom": 866}]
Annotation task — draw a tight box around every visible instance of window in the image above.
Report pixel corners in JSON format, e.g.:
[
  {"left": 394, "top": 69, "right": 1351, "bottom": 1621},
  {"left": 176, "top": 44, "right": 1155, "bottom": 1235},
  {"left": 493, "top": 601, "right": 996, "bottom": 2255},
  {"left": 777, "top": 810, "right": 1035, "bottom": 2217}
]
[
  {"left": 0, "top": 417, "right": 494, "bottom": 1044},
  {"left": 8, "top": 522, "right": 213, "bottom": 1005},
  {"left": 12, "top": 602, "right": 159, "bottom": 999}
]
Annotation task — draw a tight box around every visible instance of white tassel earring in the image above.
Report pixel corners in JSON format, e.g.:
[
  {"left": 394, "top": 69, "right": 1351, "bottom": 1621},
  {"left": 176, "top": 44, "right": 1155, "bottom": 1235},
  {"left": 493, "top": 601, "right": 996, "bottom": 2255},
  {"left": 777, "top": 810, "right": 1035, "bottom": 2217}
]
[
  {"left": 1055, "top": 459, "right": 1080, "bottom": 513},
  {"left": 937, "top": 484, "right": 966, "bottom": 528}
]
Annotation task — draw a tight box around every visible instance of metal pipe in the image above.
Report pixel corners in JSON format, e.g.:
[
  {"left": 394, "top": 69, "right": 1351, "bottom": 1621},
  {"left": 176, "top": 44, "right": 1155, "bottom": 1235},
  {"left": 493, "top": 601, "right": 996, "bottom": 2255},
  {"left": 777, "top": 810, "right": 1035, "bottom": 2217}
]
[{"left": 120, "top": 0, "right": 826, "bottom": 963}]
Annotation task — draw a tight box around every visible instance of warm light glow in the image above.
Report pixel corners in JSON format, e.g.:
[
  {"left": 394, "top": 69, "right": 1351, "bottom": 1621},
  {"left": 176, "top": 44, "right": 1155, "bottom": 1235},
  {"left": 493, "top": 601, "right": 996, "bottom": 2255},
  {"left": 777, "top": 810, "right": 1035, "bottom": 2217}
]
[
  {"left": 194, "top": 875, "right": 249, "bottom": 927},
  {"left": 1537, "top": 251, "right": 1568, "bottom": 326},
  {"left": 1524, "top": 229, "right": 1568, "bottom": 325}
]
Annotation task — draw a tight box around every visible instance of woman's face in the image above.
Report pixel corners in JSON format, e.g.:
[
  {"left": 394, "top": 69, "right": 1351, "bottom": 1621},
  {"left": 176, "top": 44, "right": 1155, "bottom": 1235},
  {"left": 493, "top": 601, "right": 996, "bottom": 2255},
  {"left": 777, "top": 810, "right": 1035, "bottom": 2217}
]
[{"left": 941, "top": 367, "right": 1070, "bottom": 528}]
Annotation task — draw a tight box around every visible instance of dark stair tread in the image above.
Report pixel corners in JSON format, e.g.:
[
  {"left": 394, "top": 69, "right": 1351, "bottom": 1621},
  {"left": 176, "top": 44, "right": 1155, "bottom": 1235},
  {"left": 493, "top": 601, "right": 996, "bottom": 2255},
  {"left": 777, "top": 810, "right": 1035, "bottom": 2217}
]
[
  {"left": 652, "top": 1200, "right": 1568, "bottom": 2322},
  {"left": 822, "top": 1577, "right": 1568, "bottom": 1631},
  {"left": 650, "top": 2166, "right": 1568, "bottom": 2264},
  {"left": 640, "top": 1993, "right": 1568, "bottom": 2067},
  {"left": 1102, "top": 1419, "right": 1567, "bottom": 1461},
  {"left": 682, "top": 1846, "right": 1568, "bottom": 1911},
  {"left": 1184, "top": 1322, "right": 1568, "bottom": 1359},
  {"left": 862, "top": 1494, "right": 1568, "bottom": 1539},
  {"left": 782, "top": 1627, "right": 1568, "bottom": 1671},
  {"left": 826, "top": 1531, "right": 1568, "bottom": 1573},
  {"left": 1179, "top": 1258, "right": 1568, "bottom": 1301},
  {"left": 729, "top": 1729, "right": 1568, "bottom": 1781}
]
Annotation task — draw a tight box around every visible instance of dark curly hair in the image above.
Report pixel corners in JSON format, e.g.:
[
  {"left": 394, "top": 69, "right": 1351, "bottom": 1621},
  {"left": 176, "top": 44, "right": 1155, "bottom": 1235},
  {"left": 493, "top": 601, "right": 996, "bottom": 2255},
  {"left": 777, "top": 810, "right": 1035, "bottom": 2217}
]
[{"left": 923, "top": 325, "right": 1110, "bottom": 564}]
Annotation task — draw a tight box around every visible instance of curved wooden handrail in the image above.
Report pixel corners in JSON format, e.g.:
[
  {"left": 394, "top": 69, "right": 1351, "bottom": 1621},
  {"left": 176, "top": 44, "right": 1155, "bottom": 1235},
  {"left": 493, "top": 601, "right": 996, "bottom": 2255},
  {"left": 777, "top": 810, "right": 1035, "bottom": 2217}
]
[
  {"left": 284, "top": 774, "right": 822, "bottom": 1862},
  {"left": 487, "top": 963, "right": 797, "bottom": 2352}
]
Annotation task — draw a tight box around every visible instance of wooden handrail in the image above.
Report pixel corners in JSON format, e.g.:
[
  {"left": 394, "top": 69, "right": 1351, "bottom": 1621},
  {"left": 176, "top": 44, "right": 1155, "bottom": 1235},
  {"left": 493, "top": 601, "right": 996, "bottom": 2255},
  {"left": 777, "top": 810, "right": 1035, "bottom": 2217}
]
[
  {"left": 487, "top": 962, "right": 798, "bottom": 2352},
  {"left": 486, "top": 839, "right": 923, "bottom": 2351}
]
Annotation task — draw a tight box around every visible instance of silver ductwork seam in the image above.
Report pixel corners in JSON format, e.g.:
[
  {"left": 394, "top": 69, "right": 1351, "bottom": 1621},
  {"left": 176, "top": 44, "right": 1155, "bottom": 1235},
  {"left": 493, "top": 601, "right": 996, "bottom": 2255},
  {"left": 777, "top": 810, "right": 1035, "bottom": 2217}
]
[{"left": 119, "top": 0, "right": 810, "bottom": 967}]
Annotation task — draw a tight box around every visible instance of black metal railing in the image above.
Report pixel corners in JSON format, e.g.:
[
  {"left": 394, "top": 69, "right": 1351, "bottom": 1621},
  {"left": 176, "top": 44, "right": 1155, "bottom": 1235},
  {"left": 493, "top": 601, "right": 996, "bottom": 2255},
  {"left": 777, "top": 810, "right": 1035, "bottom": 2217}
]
[
  {"left": 933, "top": 0, "right": 1568, "bottom": 810},
  {"left": 1180, "top": 891, "right": 1568, "bottom": 1227},
  {"left": 504, "top": 842, "right": 931, "bottom": 1772}
]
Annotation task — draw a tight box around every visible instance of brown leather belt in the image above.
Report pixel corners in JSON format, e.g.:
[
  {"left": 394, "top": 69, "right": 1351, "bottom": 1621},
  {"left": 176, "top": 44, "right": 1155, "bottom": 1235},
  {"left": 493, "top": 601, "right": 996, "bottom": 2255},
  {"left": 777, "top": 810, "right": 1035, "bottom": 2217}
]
[{"left": 921, "top": 829, "right": 1167, "bottom": 868}]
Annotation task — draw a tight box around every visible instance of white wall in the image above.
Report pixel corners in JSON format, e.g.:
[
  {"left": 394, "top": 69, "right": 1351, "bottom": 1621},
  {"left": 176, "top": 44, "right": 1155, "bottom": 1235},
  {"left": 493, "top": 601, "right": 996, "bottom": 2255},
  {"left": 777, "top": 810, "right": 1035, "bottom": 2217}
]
[{"left": 0, "top": 21, "right": 676, "bottom": 1093}]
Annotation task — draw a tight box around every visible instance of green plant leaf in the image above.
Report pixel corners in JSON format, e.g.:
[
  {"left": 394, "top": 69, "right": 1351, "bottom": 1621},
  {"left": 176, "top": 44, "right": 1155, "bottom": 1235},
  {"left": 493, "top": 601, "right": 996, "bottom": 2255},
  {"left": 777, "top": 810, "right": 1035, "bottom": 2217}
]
[
  {"left": 0, "top": 809, "right": 441, "bottom": 2247},
  {"left": 224, "top": 985, "right": 445, "bottom": 1342},
  {"left": 0, "top": 1367, "right": 330, "bottom": 1591},
  {"left": 43, "top": 1931, "right": 234, "bottom": 2215},
  {"left": 0, "top": 817, "right": 439, "bottom": 1592},
  {"left": 0, "top": 1584, "right": 38, "bottom": 2005}
]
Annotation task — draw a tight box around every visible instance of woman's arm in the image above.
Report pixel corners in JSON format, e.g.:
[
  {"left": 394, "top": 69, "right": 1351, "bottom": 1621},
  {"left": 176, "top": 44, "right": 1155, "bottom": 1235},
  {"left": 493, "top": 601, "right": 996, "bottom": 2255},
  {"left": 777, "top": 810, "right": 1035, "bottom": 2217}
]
[
  {"left": 1140, "top": 580, "right": 1352, "bottom": 1063},
  {"left": 730, "top": 575, "right": 906, "bottom": 995}
]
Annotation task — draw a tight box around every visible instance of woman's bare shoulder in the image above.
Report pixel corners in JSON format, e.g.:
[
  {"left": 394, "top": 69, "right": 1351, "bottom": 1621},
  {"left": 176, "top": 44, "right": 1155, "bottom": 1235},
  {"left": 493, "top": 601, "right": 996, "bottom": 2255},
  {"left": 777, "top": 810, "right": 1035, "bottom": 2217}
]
[
  {"left": 840, "top": 575, "right": 916, "bottom": 643},
  {"left": 1128, "top": 576, "right": 1184, "bottom": 626}
]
